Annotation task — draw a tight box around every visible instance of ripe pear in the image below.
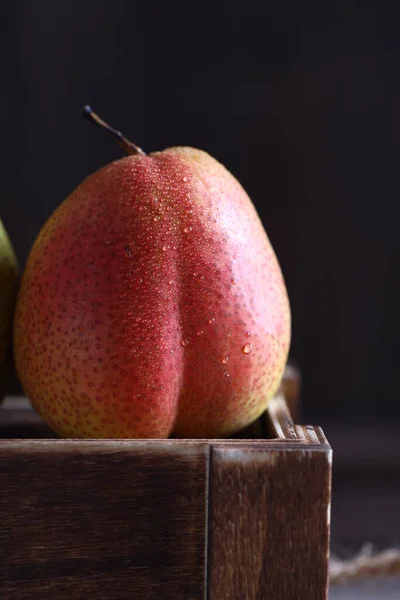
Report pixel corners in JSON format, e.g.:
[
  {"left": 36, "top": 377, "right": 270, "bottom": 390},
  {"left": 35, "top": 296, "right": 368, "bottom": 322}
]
[
  {"left": 0, "top": 219, "right": 18, "bottom": 400},
  {"left": 14, "top": 108, "right": 291, "bottom": 438}
]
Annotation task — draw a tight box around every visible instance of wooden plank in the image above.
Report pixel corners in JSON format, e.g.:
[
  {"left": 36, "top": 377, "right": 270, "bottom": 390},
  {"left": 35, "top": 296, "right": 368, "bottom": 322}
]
[
  {"left": 265, "top": 392, "right": 298, "bottom": 440},
  {"left": 279, "top": 362, "right": 301, "bottom": 422},
  {"left": 208, "top": 440, "right": 332, "bottom": 600},
  {"left": 0, "top": 441, "right": 209, "bottom": 600},
  {"left": 0, "top": 397, "right": 55, "bottom": 438}
]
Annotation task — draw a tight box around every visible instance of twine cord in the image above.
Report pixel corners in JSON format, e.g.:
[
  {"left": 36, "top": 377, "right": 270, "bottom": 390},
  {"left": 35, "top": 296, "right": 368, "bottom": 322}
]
[{"left": 329, "top": 545, "right": 400, "bottom": 585}]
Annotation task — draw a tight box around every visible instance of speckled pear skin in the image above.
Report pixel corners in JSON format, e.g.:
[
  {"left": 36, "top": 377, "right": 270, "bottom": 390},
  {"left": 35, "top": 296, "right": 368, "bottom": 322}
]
[
  {"left": 14, "top": 147, "right": 291, "bottom": 438},
  {"left": 0, "top": 219, "right": 18, "bottom": 401}
]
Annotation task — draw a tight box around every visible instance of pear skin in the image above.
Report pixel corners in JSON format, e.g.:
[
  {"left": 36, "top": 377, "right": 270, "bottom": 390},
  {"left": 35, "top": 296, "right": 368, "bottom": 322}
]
[
  {"left": 14, "top": 117, "right": 290, "bottom": 438},
  {"left": 0, "top": 219, "right": 18, "bottom": 400}
]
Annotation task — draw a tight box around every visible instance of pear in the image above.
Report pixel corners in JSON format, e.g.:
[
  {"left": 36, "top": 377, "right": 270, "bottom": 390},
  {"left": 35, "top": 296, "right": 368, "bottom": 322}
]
[
  {"left": 14, "top": 107, "right": 291, "bottom": 438},
  {"left": 0, "top": 219, "right": 18, "bottom": 400}
]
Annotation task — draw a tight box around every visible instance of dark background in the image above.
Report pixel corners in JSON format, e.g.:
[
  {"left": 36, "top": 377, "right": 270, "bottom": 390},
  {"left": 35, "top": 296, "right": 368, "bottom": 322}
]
[
  {"left": 1, "top": 1, "right": 399, "bottom": 428},
  {"left": 1, "top": 0, "right": 400, "bottom": 559}
]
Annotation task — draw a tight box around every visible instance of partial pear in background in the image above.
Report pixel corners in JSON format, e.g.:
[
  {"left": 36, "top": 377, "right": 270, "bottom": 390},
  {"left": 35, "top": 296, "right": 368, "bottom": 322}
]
[{"left": 0, "top": 219, "right": 18, "bottom": 401}]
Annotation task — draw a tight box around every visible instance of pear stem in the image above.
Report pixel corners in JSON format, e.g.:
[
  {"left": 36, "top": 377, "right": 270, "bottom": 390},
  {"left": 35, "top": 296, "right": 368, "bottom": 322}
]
[{"left": 81, "top": 105, "right": 146, "bottom": 156}]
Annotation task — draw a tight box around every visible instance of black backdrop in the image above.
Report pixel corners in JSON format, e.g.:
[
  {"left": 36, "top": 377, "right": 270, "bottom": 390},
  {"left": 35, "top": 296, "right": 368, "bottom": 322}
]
[{"left": 1, "top": 1, "right": 399, "bottom": 426}]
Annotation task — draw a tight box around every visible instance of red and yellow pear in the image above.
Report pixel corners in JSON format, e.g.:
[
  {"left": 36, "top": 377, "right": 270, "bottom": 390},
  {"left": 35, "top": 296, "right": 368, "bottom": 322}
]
[{"left": 14, "top": 107, "right": 291, "bottom": 438}]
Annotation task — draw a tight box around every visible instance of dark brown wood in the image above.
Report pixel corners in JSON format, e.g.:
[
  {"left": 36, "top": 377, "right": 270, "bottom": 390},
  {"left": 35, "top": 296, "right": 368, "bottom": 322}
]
[
  {"left": 0, "top": 441, "right": 209, "bottom": 600},
  {"left": 265, "top": 392, "right": 298, "bottom": 440},
  {"left": 0, "top": 398, "right": 55, "bottom": 438},
  {"left": 208, "top": 437, "right": 332, "bottom": 600},
  {"left": 279, "top": 362, "right": 301, "bottom": 422},
  {"left": 0, "top": 371, "right": 331, "bottom": 600}
]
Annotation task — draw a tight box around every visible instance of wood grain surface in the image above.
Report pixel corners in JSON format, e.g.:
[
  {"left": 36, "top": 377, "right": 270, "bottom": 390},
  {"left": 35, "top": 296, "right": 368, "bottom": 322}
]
[
  {"left": 0, "top": 441, "right": 209, "bottom": 600},
  {"left": 208, "top": 439, "right": 332, "bottom": 600},
  {"left": 0, "top": 368, "right": 331, "bottom": 600}
]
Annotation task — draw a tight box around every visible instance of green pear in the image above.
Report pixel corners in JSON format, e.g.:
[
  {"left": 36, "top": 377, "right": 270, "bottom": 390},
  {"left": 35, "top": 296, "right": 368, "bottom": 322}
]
[{"left": 0, "top": 219, "right": 18, "bottom": 400}]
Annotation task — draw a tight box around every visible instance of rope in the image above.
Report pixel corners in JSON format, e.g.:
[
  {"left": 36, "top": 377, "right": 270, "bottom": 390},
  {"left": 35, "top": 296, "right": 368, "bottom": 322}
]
[{"left": 329, "top": 545, "right": 400, "bottom": 585}]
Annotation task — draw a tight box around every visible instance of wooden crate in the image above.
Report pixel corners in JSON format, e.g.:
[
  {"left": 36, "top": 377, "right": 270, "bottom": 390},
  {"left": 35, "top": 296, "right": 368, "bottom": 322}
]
[{"left": 0, "top": 368, "right": 331, "bottom": 600}]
